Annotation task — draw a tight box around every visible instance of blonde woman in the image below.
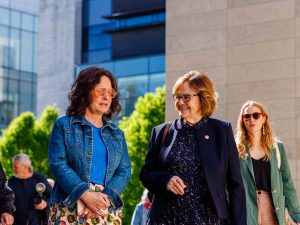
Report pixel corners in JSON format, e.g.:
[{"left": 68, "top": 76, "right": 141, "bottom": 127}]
[{"left": 236, "top": 100, "right": 300, "bottom": 225}]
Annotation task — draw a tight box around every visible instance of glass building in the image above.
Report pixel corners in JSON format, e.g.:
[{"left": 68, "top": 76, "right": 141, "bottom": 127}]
[
  {"left": 78, "top": 0, "right": 165, "bottom": 120},
  {"left": 0, "top": 5, "right": 38, "bottom": 129}
]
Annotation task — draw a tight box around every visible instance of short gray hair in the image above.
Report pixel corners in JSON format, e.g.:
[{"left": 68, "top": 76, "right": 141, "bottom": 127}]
[{"left": 12, "top": 153, "right": 33, "bottom": 172}]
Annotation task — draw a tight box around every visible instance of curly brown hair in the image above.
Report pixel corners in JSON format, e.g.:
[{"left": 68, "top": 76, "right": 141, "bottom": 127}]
[{"left": 66, "top": 67, "right": 121, "bottom": 120}]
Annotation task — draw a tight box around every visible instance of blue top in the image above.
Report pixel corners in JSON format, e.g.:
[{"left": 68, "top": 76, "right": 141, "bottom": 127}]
[
  {"left": 48, "top": 116, "right": 131, "bottom": 209},
  {"left": 84, "top": 119, "right": 107, "bottom": 185}
]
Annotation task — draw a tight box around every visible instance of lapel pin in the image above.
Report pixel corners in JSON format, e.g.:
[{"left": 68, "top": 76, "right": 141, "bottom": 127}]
[{"left": 204, "top": 135, "right": 209, "bottom": 140}]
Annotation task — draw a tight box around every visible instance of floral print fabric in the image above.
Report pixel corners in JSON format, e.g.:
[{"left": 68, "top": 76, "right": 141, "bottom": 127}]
[{"left": 48, "top": 184, "right": 122, "bottom": 225}]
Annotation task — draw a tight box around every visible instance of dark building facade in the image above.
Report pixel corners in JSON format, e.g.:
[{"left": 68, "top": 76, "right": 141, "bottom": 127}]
[{"left": 79, "top": 0, "right": 165, "bottom": 120}]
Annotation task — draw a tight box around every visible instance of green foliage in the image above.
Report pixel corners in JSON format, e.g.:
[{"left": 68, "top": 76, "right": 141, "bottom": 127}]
[
  {"left": 119, "top": 86, "right": 165, "bottom": 225},
  {"left": 0, "top": 106, "right": 59, "bottom": 178}
]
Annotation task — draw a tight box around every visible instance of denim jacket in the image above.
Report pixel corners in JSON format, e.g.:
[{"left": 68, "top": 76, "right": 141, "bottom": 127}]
[{"left": 48, "top": 116, "right": 131, "bottom": 209}]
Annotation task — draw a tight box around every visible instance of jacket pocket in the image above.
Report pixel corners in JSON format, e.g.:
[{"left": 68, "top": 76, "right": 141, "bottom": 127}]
[{"left": 65, "top": 130, "right": 82, "bottom": 146}]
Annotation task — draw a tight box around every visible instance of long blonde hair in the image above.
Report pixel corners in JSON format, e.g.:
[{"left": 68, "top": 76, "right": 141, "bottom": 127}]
[{"left": 236, "top": 100, "right": 274, "bottom": 160}]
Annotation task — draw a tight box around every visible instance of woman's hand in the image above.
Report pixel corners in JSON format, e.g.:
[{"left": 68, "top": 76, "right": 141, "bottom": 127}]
[
  {"left": 34, "top": 199, "right": 47, "bottom": 210},
  {"left": 166, "top": 176, "right": 186, "bottom": 195},
  {"left": 80, "top": 191, "right": 111, "bottom": 216},
  {"left": 0, "top": 212, "right": 14, "bottom": 225}
]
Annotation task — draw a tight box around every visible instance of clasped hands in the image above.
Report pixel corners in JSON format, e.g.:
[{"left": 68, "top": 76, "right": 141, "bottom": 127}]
[
  {"left": 78, "top": 191, "right": 111, "bottom": 218},
  {"left": 166, "top": 176, "right": 186, "bottom": 195},
  {"left": 0, "top": 212, "right": 14, "bottom": 225}
]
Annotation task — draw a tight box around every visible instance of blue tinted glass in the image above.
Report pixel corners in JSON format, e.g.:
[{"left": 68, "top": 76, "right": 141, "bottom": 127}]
[
  {"left": 32, "top": 82, "right": 36, "bottom": 113},
  {"left": 118, "top": 75, "right": 147, "bottom": 97},
  {"left": 115, "top": 12, "right": 165, "bottom": 29},
  {"left": 0, "top": 8, "right": 9, "bottom": 25},
  {"left": 20, "top": 31, "right": 33, "bottom": 72},
  {"left": 88, "top": 23, "right": 113, "bottom": 35},
  {"left": 1, "top": 77, "right": 15, "bottom": 123},
  {"left": 82, "top": 1, "right": 89, "bottom": 27},
  {"left": 89, "top": 34, "right": 111, "bottom": 50},
  {"left": 94, "top": 62, "right": 114, "bottom": 73},
  {"left": 33, "top": 34, "right": 37, "bottom": 72},
  {"left": 34, "top": 16, "right": 39, "bottom": 32},
  {"left": 158, "top": 13, "right": 166, "bottom": 21},
  {"left": 11, "top": 11, "right": 21, "bottom": 28},
  {"left": 115, "top": 58, "right": 148, "bottom": 76},
  {"left": 85, "top": 0, "right": 111, "bottom": 26},
  {"left": 85, "top": 50, "right": 111, "bottom": 64},
  {"left": 9, "top": 29, "right": 20, "bottom": 69},
  {"left": 0, "top": 26, "right": 9, "bottom": 67},
  {"left": 9, "top": 68, "right": 19, "bottom": 79},
  {"left": 22, "top": 13, "right": 34, "bottom": 31},
  {"left": 125, "top": 15, "right": 152, "bottom": 26},
  {"left": 149, "top": 55, "right": 165, "bottom": 73},
  {"left": 149, "top": 73, "right": 165, "bottom": 92},
  {"left": 117, "top": 96, "right": 138, "bottom": 119},
  {"left": 19, "top": 80, "right": 32, "bottom": 113}
]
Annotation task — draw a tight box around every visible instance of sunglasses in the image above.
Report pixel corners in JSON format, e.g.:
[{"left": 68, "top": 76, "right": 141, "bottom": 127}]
[
  {"left": 173, "top": 93, "right": 199, "bottom": 102},
  {"left": 243, "top": 112, "right": 262, "bottom": 120},
  {"left": 94, "top": 87, "right": 118, "bottom": 99}
]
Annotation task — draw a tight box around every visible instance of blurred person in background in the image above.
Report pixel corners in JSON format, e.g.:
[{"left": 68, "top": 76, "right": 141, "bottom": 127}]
[
  {"left": 0, "top": 161, "right": 15, "bottom": 225},
  {"left": 48, "top": 67, "right": 131, "bottom": 225},
  {"left": 140, "top": 71, "right": 246, "bottom": 225},
  {"left": 131, "top": 189, "right": 151, "bottom": 225},
  {"left": 8, "top": 154, "right": 52, "bottom": 225},
  {"left": 236, "top": 100, "right": 300, "bottom": 225}
]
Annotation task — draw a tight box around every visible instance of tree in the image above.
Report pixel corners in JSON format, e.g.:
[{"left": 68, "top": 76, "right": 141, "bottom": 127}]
[
  {"left": 119, "top": 86, "right": 165, "bottom": 225},
  {"left": 0, "top": 106, "right": 59, "bottom": 178}
]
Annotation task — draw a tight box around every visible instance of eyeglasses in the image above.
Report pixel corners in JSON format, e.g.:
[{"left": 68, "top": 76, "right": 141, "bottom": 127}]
[
  {"left": 173, "top": 93, "right": 199, "bottom": 102},
  {"left": 94, "top": 87, "right": 118, "bottom": 98},
  {"left": 243, "top": 112, "right": 262, "bottom": 121}
]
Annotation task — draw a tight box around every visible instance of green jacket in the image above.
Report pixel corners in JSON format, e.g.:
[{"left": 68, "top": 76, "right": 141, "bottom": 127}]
[{"left": 239, "top": 141, "right": 300, "bottom": 225}]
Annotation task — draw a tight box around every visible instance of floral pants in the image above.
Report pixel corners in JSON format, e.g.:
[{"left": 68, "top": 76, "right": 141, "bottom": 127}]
[{"left": 48, "top": 184, "right": 122, "bottom": 225}]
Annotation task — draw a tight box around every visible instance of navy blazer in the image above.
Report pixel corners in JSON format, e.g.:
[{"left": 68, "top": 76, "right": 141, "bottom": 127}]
[{"left": 139, "top": 117, "right": 247, "bottom": 225}]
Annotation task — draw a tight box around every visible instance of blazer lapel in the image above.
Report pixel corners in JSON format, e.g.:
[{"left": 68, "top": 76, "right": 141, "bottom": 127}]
[
  {"left": 197, "top": 124, "right": 214, "bottom": 177},
  {"left": 269, "top": 147, "right": 278, "bottom": 189},
  {"left": 244, "top": 146, "right": 256, "bottom": 183},
  {"left": 245, "top": 156, "right": 255, "bottom": 182}
]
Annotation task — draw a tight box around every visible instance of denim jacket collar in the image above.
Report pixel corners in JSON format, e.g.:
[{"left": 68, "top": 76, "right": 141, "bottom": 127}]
[{"left": 69, "top": 115, "right": 117, "bottom": 130}]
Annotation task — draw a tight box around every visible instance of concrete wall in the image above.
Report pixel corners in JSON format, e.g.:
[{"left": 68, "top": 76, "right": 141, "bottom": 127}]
[
  {"left": 37, "top": 0, "right": 82, "bottom": 115},
  {"left": 166, "top": 0, "right": 300, "bottom": 200}
]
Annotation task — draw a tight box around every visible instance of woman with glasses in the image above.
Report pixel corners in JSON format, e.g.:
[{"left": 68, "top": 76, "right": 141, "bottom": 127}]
[
  {"left": 48, "top": 67, "right": 131, "bottom": 225},
  {"left": 140, "top": 71, "right": 246, "bottom": 225},
  {"left": 236, "top": 100, "right": 300, "bottom": 225}
]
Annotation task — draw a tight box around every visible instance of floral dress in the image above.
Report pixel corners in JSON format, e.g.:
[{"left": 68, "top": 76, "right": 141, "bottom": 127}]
[
  {"left": 149, "top": 118, "right": 228, "bottom": 225},
  {"left": 48, "top": 184, "right": 122, "bottom": 225}
]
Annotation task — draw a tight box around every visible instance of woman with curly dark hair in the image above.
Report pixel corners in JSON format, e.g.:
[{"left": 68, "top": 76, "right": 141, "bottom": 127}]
[{"left": 48, "top": 67, "right": 131, "bottom": 225}]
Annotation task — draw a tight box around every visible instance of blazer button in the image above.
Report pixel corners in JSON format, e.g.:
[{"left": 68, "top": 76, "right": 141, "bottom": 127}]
[{"left": 272, "top": 189, "right": 277, "bottom": 193}]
